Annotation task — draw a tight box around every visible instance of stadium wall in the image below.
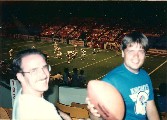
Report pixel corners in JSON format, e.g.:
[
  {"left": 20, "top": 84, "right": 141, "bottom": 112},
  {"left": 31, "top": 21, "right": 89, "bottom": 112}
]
[{"left": 0, "top": 82, "right": 86, "bottom": 108}]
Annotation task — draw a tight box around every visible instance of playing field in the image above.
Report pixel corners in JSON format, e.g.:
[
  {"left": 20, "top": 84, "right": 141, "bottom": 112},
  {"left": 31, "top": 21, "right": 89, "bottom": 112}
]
[{"left": 0, "top": 37, "right": 166, "bottom": 88}]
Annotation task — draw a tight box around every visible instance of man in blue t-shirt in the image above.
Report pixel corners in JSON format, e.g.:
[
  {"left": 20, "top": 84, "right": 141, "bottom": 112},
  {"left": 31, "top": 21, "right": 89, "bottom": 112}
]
[{"left": 87, "top": 31, "right": 159, "bottom": 120}]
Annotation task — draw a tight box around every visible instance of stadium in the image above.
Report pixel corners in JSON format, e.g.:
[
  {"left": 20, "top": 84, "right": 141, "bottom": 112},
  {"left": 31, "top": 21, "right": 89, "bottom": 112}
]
[{"left": 0, "top": 1, "right": 167, "bottom": 119}]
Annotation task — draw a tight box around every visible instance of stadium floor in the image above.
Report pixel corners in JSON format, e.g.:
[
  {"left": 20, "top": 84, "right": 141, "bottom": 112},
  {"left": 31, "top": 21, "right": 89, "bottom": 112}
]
[{"left": 0, "top": 38, "right": 166, "bottom": 88}]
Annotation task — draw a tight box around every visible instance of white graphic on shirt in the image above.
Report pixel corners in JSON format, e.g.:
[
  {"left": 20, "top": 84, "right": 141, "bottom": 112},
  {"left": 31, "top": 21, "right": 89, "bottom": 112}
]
[{"left": 129, "top": 84, "right": 149, "bottom": 115}]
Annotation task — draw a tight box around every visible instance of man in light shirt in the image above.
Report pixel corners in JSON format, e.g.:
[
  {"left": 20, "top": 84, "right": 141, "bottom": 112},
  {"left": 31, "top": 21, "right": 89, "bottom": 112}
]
[{"left": 12, "top": 48, "right": 71, "bottom": 120}]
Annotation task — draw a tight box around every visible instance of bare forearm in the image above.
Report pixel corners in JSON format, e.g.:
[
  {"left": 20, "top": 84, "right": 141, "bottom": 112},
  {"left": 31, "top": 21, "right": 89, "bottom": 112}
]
[
  {"left": 146, "top": 101, "right": 160, "bottom": 120},
  {"left": 147, "top": 111, "right": 160, "bottom": 120}
]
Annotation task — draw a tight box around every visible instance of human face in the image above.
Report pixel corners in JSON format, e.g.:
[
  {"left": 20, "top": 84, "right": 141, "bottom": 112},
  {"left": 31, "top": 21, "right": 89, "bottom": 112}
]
[
  {"left": 122, "top": 42, "right": 146, "bottom": 74},
  {"left": 19, "top": 54, "right": 50, "bottom": 96}
]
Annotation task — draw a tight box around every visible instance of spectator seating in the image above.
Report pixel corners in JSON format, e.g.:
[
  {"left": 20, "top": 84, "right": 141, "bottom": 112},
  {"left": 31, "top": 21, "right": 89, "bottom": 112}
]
[
  {"left": 147, "top": 49, "right": 167, "bottom": 57},
  {"left": 4, "top": 108, "right": 12, "bottom": 119},
  {"left": 0, "top": 107, "right": 12, "bottom": 119},
  {"left": 71, "top": 102, "right": 88, "bottom": 110},
  {"left": 56, "top": 102, "right": 89, "bottom": 119}
]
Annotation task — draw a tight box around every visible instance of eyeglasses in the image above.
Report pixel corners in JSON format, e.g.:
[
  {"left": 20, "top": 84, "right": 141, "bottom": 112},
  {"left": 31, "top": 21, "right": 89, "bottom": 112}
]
[
  {"left": 126, "top": 50, "right": 146, "bottom": 56},
  {"left": 19, "top": 64, "right": 51, "bottom": 76}
]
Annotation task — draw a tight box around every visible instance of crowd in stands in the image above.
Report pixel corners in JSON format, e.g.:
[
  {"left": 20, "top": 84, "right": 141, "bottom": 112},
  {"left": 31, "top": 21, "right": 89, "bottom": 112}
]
[
  {"left": 1, "top": 18, "right": 162, "bottom": 48},
  {"left": 39, "top": 18, "right": 165, "bottom": 49},
  {"left": 40, "top": 18, "right": 125, "bottom": 50},
  {"left": 1, "top": 17, "right": 165, "bottom": 51},
  {"left": 53, "top": 67, "right": 86, "bottom": 88}
]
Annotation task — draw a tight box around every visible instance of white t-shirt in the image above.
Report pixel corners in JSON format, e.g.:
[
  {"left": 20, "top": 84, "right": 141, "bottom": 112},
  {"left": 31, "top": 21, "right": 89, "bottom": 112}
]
[{"left": 12, "top": 89, "right": 62, "bottom": 120}]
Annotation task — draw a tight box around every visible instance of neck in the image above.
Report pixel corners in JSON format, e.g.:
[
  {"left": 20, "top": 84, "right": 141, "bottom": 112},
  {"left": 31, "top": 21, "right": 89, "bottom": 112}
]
[
  {"left": 123, "top": 63, "right": 139, "bottom": 74},
  {"left": 21, "top": 87, "right": 43, "bottom": 97}
]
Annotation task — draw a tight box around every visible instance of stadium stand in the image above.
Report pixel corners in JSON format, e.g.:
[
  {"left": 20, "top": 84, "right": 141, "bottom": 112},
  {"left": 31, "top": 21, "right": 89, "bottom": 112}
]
[
  {"left": 71, "top": 102, "right": 88, "bottom": 110},
  {"left": 147, "top": 49, "right": 167, "bottom": 57},
  {"left": 56, "top": 102, "right": 89, "bottom": 119},
  {"left": 0, "top": 107, "right": 12, "bottom": 119}
]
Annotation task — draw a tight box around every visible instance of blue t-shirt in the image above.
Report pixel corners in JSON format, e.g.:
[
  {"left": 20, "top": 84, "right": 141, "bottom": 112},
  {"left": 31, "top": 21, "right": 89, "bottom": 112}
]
[{"left": 102, "top": 64, "right": 154, "bottom": 120}]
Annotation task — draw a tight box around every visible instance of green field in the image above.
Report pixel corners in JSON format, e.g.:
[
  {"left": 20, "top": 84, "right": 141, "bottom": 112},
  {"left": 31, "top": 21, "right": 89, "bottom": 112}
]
[{"left": 0, "top": 38, "right": 166, "bottom": 88}]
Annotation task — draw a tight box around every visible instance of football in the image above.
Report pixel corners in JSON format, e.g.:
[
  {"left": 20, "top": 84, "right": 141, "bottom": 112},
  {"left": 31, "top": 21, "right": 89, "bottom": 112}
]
[{"left": 87, "top": 80, "right": 125, "bottom": 120}]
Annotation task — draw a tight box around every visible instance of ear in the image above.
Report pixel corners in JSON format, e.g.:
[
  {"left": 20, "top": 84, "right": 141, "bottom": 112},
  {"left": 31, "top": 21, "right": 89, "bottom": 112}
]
[
  {"left": 16, "top": 73, "right": 25, "bottom": 83},
  {"left": 122, "top": 50, "right": 124, "bottom": 58}
]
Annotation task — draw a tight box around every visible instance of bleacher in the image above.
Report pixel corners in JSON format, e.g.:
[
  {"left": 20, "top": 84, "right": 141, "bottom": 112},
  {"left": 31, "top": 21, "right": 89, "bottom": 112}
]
[{"left": 147, "top": 49, "right": 167, "bottom": 57}]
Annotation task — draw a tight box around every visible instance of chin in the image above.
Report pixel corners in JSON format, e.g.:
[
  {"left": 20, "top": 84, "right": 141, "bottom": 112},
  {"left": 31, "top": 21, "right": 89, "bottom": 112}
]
[
  {"left": 39, "top": 88, "right": 48, "bottom": 93},
  {"left": 39, "top": 84, "right": 49, "bottom": 92},
  {"left": 131, "top": 66, "right": 139, "bottom": 71},
  {"left": 43, "top": 85, "right": 49, "bottom": 91},
  {"left": 131, "top": 63, "right": 141, "bottom": 69}
]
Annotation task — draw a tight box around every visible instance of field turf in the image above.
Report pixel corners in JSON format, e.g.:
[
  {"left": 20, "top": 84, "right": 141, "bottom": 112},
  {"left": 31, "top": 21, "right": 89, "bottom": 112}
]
[{"left": 0, "top": 38, "right": 166, "bottom": 88}]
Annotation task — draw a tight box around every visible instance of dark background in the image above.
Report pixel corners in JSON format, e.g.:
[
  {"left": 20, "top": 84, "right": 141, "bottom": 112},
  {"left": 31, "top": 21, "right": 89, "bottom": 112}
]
[{"left": 1, "top": 1, "right": 167, "bottom": 26}]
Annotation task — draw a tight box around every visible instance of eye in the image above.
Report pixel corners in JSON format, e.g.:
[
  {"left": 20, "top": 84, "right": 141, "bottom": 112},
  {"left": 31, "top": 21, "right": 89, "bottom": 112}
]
[
  {"left": 127, "top": 50, "right": 134, "bottom": 54},
  {"left": 30, "top": 68, "right": 38, "bottom": 74},
  {"left": 139, "top": 50, "right": 145, "bottom": 54},
  {"left": 43, "top": 65, "right": 48, "bottom": 70},
  {"left": 42, "top": 65, "right": 51, "bottom": 71}
]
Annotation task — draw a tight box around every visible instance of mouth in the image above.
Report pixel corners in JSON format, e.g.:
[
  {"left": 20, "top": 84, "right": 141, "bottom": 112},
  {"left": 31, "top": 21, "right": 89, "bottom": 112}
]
[
  {"left": 38, "top": 79, "right": 47, "bottom": 83},
  {"left": 132, "top": 60, "right": 140, "bottom": 64}
]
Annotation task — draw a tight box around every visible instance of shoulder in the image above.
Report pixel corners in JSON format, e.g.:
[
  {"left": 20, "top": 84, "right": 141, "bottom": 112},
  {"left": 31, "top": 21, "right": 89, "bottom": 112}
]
[
  {"left": 139, "top": 68, "right": 148, "bottom": 74},
  {"left": 102, "top": 64, "right": 124, "bottom": 84},
  {"left": 139, "top": 68, "right": 150, "bottom": 79},
  {"left": 104, "top": 64, "right": 125, "bottom": 77},
  {"left": 19, "top": 96, "right": 61, "bottom": 119}
]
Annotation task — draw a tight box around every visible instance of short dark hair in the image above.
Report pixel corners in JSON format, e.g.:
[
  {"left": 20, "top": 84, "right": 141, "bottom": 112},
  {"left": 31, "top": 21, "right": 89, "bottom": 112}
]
[
  {"left": 12, "top": 49, "right": 46, "bottom": 76},
  {"left": 121, "top": 31, "right": 149, "bottom": 52}
]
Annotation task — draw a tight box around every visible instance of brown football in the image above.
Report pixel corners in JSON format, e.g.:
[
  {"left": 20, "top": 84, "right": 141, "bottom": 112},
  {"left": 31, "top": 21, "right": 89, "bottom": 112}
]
[{"left": 87, "top": 80, "right": 125, "bottom": 120}]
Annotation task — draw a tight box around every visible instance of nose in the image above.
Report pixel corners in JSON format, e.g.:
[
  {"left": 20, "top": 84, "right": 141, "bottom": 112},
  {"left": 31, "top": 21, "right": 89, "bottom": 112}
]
[
  {"left": 38, "top": 68, "right": 48, "bottom": 78},
  {"left": 132, "top": 51, "right": 140, "bottom": 58}
]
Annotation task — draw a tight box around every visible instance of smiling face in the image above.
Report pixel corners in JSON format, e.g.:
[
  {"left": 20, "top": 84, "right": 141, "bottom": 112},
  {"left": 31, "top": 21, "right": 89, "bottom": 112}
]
[
  {"left": 17, "top": 54, "right": 50, "bottom": 96},
  {"left": 122, "top": 42, "right": 146, "bottom": 74}
]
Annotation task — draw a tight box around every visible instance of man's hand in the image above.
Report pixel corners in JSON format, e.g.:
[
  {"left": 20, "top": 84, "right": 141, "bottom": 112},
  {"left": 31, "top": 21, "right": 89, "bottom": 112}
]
[{"left": 85, "top": 97, "right": 101, "bottom": 117}]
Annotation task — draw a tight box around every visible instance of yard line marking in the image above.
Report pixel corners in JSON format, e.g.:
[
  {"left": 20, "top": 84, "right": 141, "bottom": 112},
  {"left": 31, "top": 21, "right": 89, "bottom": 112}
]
[
  {"left": 68, "top": 56, "right": 115, "bottom": 74},
  {"left": 97, "top": 60, "right": 167, "bottom": 80},
  {"left": 148, "top": 60, "right": 167, "bottom": 75}
]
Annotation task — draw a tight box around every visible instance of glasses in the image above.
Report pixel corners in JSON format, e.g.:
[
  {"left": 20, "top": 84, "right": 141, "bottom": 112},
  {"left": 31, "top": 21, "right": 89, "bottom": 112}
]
[
  {"left": 19, "top": 64, "right": 51, "bottom": 76},
  {"left": 126, "top": 50, "right": 146, "bottom": 56}
]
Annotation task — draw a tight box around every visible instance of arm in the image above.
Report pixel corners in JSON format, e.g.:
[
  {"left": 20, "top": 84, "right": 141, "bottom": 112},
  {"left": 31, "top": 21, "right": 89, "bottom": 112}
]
[{"left": 146, "top": 100, "right": 160, "bottom": 120}]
